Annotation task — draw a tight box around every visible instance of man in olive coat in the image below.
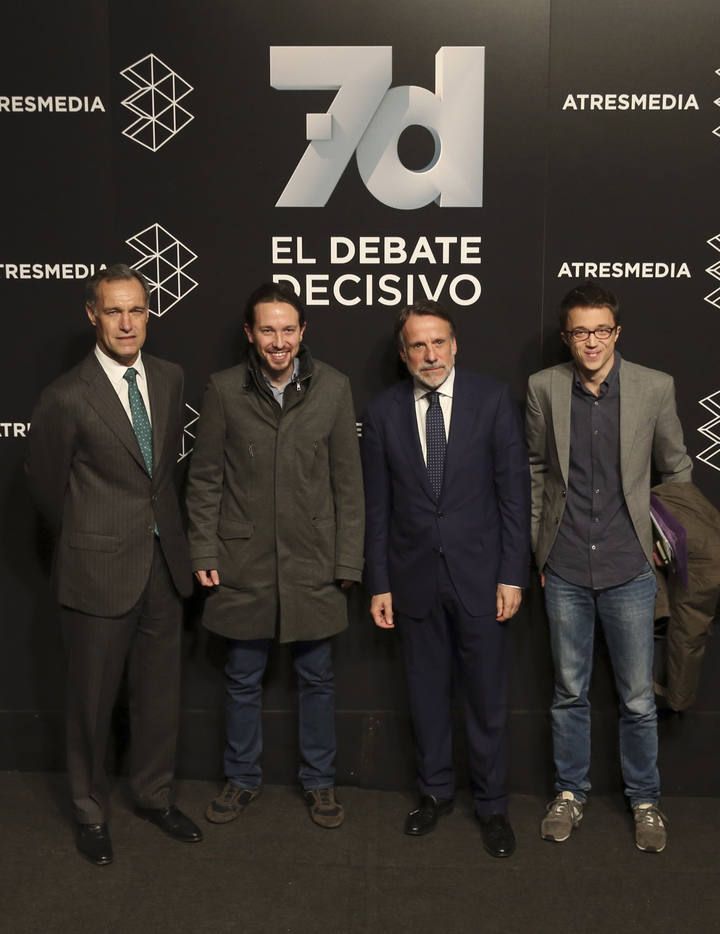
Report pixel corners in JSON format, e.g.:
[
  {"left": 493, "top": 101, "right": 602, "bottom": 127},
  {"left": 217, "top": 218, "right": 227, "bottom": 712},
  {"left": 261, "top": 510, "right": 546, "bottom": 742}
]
[{"left": 186, "top": 282, "right": 364, "bottom": 828}]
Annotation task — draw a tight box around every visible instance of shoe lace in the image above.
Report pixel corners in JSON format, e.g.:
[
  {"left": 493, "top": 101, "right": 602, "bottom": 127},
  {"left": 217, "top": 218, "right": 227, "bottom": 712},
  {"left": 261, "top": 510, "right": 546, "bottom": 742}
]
[
  {"left": 316, "top": 788, "right": 333, "bottom": 806},
  {"left": 636, "top": 806, "right": 664, "bottom": 828},
  {"left": 219, "top": 783, "right": 241, "bottom": 803},
  {"left": 549, "top": 797, "right": 573, "bottom": 817}
]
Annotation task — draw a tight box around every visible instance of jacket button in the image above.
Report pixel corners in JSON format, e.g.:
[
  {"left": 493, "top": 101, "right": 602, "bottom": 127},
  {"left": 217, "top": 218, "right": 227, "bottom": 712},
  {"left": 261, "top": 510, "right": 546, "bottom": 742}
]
[{"left": 437, "top": 511, "right": 444, "bottom": 518}]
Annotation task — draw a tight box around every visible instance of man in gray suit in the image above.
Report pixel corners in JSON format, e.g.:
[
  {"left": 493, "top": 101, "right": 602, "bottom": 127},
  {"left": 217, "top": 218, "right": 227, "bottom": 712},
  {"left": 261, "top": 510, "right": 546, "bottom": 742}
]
[
  {"left": 526, "top": 282, "right": 692, "bottom": 854},
  {"left": 27, "top": 264, "right": 202, "bottom": 865}
]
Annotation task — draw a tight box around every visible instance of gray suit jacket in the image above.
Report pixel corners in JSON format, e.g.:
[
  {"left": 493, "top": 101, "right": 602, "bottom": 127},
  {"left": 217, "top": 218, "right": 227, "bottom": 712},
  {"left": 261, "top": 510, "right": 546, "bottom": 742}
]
[
  {"left": 526, "top": 358, "right": 692, "bottom": 572},
  {"left": 27, "top": 351, "right": 193, "bottom": 616}
]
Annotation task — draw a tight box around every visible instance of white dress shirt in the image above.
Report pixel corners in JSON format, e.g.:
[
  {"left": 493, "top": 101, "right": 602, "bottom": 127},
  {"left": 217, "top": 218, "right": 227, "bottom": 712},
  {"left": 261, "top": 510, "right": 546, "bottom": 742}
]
[
  {"left": 94, "top": 346, "right": 152, "bottom": 426},
  {"left": 413, "top": 366, "right": 455, "bottom": 465}
]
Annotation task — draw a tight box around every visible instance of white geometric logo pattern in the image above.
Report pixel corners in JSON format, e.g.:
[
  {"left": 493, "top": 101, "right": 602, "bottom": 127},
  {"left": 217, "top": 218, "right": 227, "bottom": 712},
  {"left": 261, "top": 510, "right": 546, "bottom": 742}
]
[
  {"left": 126, "top": 223, "right": 198, "bottom": 317},
  {"left": 704, "top": 233, "right": 720, "bottom": 310},
  {"left": 120, "top": 53, "right": 193, "bottom": 152},
  {"left": 697, "top": 390, "right": 720, "bottom": 472},
  {"left": 178, "top": 403, "right": 200, "bottom": 462},
  {"left": 714, "top": 68, "right": 720, "bottom": 139}
]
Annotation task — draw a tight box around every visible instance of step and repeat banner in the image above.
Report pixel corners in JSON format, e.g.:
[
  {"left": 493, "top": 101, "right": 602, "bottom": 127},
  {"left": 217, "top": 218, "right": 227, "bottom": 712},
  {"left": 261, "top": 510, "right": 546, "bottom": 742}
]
[{"left": 1, "top": 0, "right": 719, "bottom": 791}]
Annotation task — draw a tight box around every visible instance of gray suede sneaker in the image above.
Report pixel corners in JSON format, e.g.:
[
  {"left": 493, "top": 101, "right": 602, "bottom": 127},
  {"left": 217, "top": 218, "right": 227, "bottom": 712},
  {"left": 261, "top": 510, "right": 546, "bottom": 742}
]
[
  {"left": 303, "top": 787, "right": 345, "bottom": 828},
  {"left": 633, "top": 803, "right": 667, "bottom": 853},
  {"left": 541, "top": 791, "right": 584, "bottom": 842},
  {"left": 205, "top": 782, "right": 261, "bottom": 823}
]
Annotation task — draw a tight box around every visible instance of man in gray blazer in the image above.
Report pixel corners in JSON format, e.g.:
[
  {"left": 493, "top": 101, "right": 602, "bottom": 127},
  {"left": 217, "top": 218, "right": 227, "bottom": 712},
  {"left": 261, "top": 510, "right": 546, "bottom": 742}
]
[
  {"left": 526, "top": 282, "right": 691, "bottom": 854},
  {"left": 26, "top": 264, "right": 202, "bottom": 865}
]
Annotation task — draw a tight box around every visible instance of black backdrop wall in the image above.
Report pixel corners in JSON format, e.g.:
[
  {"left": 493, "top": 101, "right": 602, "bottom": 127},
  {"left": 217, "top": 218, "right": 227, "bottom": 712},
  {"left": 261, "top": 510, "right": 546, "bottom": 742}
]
[{"left": 2, "top": 0, "right": 719, "bottom": 795}]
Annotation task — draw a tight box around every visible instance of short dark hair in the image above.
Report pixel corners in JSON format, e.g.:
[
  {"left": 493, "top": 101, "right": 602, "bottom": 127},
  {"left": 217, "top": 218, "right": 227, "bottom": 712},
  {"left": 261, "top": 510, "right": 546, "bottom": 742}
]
[
  {"left": 85, "top": 263, "right": 150, "bottom": 308},
  {"left": 559, "top": 281, "right": 620, "bottom": 331},
  {"left": 244, "top": 281, "right": 306, "bottom": 328},
  {"left": 394, "top": 300, "right": 457, "bottom": 350}
]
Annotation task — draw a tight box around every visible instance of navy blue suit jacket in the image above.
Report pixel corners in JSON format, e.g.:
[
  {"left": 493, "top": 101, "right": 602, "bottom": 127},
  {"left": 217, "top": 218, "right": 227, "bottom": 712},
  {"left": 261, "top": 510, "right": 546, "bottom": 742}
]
[{"left": 362, "top": 368, "right": 530, "bottom": 619}]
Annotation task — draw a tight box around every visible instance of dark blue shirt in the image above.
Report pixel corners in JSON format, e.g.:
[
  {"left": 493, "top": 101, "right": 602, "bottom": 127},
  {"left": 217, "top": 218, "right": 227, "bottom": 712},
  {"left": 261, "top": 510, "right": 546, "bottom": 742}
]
[{"left": 547, "top": 353, "right": 647, "bottom": 589}]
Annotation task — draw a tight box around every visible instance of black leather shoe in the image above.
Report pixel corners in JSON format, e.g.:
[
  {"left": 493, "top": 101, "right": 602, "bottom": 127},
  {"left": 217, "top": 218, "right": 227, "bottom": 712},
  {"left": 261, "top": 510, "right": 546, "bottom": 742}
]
[
  {"left": 136, "top": 805, "right": 203, "bottom": 843},
  {"left": 404, "top": 795, "right": 454, "bottom": 836},
  {"left": 477, "top": 813, "right": 516, "bottom": 858},
  {"left": 76, "top": 822, "right": 113, "bottom": 866}
]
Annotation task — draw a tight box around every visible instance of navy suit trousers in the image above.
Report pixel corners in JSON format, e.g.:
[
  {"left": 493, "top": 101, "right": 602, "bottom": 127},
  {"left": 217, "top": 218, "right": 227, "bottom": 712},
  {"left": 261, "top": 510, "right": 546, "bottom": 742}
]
[{"left": 397, "top": 557, "right": 509, "bottom": 817}]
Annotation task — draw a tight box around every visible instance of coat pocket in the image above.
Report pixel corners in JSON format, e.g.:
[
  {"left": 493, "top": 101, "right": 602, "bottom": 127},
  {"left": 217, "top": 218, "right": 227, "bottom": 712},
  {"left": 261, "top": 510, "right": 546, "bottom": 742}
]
[
  {"left": 216, "top": 520, "right": 255, "bottom": 589},
  {"left": 218, "top": 520, "right": 254, "bottom": 540},
  {"left": 67, "top": 532, "right": 120, "bottom": 553}
]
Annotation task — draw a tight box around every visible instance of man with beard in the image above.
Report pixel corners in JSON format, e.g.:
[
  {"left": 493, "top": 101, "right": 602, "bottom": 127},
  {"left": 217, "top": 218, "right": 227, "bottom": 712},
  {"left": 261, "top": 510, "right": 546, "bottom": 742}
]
[
  {"left": 362, "top": 300, "right": 530, "bottom": 857},
  {"left": 186, "top": 282, "right": 364, "bottom": 829}
]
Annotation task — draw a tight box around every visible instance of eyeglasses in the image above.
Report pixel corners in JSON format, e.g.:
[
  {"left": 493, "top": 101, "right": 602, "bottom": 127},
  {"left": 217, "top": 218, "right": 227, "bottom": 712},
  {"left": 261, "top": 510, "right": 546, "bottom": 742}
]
[{"left": 564, "top": 326, "right": 617, "bottom": 343}]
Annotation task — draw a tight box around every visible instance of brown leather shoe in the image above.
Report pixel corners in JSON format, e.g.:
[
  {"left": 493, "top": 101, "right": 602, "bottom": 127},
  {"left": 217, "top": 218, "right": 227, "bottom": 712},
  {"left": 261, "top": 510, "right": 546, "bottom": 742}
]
[
  {"left": 303, "top": 787, "right": 345, "bottom": 828},
  {"left": 206, "top": 782, "right": 261, "bottom": 824}
]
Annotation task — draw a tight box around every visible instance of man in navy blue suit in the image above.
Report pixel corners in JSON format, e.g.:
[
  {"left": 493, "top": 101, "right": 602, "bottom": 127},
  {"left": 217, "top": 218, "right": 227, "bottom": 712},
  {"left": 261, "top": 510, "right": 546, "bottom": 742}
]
[{"left": 362, "top": 301, "right": 530, "bottom": 857}]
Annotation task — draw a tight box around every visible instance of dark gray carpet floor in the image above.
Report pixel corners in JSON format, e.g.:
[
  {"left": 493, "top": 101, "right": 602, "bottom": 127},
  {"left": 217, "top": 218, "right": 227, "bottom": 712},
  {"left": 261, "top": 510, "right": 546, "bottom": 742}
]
[{"left": 1, "top": 772, "right": 719, "bottom": 934}]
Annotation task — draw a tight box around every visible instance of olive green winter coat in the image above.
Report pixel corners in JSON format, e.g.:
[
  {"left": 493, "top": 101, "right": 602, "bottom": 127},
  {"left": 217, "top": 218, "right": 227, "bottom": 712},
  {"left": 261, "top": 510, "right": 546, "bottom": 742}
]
[{"left": 185, "top": 346, "right": 364, "bottom": 642}]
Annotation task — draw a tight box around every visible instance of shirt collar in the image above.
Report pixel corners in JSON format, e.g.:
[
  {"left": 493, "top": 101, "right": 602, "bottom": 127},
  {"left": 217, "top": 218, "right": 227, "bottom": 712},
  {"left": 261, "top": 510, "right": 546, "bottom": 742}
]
[
  {"left": 413, "top": 366, "right": 456, "bottom": 402},
  {"left": 94, "top": 345, "right": 147, "bottom": 385}
]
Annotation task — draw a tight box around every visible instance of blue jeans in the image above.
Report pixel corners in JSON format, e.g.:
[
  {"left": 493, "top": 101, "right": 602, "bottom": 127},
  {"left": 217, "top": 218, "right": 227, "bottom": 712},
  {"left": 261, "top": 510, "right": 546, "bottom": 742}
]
[
  {"left": 544, "top": 564, "right": 659, "bottom": 807},
  {"left": 224, "top": 637, "right": 336, "bottom": 790}
]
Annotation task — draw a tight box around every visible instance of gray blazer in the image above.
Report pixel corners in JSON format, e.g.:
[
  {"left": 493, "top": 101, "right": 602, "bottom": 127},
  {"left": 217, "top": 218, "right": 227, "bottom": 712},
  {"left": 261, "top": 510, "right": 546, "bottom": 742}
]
[
  {"left": 26, "top": 352, "right": 193, "bottom": 616},
  {"left": 526, "top": 358, "right": 692, "bottom": 572}
]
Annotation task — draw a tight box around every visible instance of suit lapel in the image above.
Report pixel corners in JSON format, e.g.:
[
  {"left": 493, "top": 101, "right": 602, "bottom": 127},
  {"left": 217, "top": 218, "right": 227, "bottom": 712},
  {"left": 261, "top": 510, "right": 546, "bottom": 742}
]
[
  {"left": 619, "top": 360, "right": 643, "bottom": 481},
  {"left": 79, "top": 353, "right": 147, "bottom": 474},
  {"left": 144, "top": 355, "right": 169, "bottom": 473},
  {"left": 443, "top": 369, "right": 474, "bottom": 497},
  {"left": 394, "top": 381, "right": 436, "bottom": 502},
  {"left": 551, "top": 364, "right": 573, "bottom": 486}
]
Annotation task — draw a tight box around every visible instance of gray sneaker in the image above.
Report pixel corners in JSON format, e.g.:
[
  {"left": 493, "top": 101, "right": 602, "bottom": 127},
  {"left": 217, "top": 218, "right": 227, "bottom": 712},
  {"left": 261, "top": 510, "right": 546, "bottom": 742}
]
[
  {"left": 541, "top": 791, "right": 584, "bottom": 842},
  {"left": 205, "top": 782, "right": 261, "bottom": 823},
  {"left": 633, "top": 803, "right": 667, "bottom": 853},
  {"left": 303, "top": 787, "right": 345, "bottom": 829}
]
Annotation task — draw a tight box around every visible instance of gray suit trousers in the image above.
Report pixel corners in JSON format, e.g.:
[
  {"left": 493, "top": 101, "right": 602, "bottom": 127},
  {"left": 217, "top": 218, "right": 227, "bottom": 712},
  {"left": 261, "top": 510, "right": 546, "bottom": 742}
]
[{"left": 61, "top": 540, "right": 182, "bottom": 824}]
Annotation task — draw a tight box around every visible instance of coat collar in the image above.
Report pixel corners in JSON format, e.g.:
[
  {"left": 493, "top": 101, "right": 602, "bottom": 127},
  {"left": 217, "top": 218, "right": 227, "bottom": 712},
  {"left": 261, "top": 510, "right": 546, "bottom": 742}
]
[{"left": 241, "top": 344, "right": 315, "bottom": 427}]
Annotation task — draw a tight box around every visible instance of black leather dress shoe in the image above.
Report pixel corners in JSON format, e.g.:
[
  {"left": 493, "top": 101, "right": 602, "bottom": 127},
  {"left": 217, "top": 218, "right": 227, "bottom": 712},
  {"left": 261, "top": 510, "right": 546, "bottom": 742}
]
[
  {"left": 477, "top": 813, "right": 516, "bottom": 858},
  {"left": 404, "top": 795, "right": 454, "bottom": 836},
  {"left": 136, "top": 805, "right": 203, "bottom": 843},
  {"left": 76, "top": 822, "right": 113, "bottom": 866}
]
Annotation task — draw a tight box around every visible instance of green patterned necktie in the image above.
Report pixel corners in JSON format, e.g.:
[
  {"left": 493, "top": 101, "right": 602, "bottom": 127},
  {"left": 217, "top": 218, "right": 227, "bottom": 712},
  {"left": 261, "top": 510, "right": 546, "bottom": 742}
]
[{"left": 123, "top": 367, "right": 153, "bottom": 476}]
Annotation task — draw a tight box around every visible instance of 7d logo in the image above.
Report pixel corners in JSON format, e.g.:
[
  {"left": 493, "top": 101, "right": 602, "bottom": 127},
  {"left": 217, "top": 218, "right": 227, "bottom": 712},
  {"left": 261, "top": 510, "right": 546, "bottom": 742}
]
[{"left": 270, "top": 47, "right": 485, "bottom": 210}]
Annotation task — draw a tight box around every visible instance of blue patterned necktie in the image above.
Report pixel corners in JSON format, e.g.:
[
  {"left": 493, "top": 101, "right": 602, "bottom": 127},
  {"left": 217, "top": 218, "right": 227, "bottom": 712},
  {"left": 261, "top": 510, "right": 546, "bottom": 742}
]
[
  {"left": 425, "top": 391, "right": 446, "bottom": 498},
  {"left": 123, "top": 367, "right": 153, "bottom": 476}
]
